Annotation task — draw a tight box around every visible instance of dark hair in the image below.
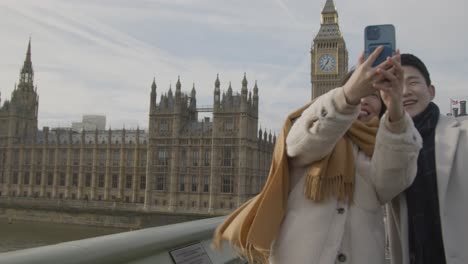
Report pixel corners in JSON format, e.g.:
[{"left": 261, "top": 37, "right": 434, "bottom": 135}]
[
  {"left": 339, "top": 69, "right": 386, "bottom": 117},
  {"left": 401, "top": 53, "right": 431, "bottom": 86}
]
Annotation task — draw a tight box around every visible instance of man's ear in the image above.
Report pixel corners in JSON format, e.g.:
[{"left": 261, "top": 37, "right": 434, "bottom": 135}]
[{"left": 429, "top": 84, "right": 436, "bottom": 100}]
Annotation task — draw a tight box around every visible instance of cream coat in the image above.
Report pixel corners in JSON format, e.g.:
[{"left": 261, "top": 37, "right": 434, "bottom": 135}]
[
  {"left": 387, "top": 114, "right": 468, "bottom": 264},
  {"left": 269, "top": 88, "right": 422, "bottom": 264}
]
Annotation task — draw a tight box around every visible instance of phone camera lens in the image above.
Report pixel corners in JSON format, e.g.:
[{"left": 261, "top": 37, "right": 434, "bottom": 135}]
[{"left": 367, "top": 26, "right": 380, "bottom": 40}]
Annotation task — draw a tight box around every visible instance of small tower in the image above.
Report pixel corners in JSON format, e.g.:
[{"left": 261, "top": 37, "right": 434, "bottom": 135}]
[
  {"left": 190, "top": 83, "right": 197, "bottom": 109},
  {"left": 253, "top": 81, "right": 259, "bottom": 117},
  {"left": 2, "top": 38, "right": 39, "bottom": 144},
  {"left": 175, "top": 76, "right": 182, "bottom": 102},
  {"left": 241, "top": 73, "right": 248, "bottom": 111},
  {"left": 150, "top": 78, "right": 157, "bottom": 113},
  {"left": 214, "top": 74, "right": 221, "bottom": 110}
]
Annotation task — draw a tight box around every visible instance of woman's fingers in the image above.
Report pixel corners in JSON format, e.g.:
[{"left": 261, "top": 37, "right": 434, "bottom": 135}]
[
  {"left": 357, "top": 52, "right": 366, "bottom": 67},
  {"left": 364, "top": 46, "right": 384, "bottom": 67}
]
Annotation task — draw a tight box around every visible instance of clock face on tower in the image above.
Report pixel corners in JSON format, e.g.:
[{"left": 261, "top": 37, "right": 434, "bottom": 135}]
[{"left": 318, "top": 54, "right": 337, "bottom": 72}]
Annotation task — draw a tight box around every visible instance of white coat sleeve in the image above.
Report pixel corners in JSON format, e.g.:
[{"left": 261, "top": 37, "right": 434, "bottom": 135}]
[
  {"left": 286, "top": 87, "right": 359, "bottom": 167},
  {"left": 370, "top": 112, "right": 423, "bottom": 204}
]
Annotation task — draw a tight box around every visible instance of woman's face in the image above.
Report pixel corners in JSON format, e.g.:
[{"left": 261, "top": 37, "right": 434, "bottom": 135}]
[{"left": 358, "top": 91, "right": 382, "bottom": 122}]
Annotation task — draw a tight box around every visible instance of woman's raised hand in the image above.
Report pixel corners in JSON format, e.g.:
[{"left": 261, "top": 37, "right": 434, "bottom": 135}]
[{"left": 342, "top": 46, "right": 392, "bottom": 105}]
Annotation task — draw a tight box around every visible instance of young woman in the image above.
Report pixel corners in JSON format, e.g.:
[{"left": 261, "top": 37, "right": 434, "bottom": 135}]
[{"left": 214, "top": 47, "right": 422, "bottom": 264}]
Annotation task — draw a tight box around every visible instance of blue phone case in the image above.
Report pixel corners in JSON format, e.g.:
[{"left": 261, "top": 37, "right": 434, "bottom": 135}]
[{"left": 365, "top": 24, "right": 396, "bottom": 67}]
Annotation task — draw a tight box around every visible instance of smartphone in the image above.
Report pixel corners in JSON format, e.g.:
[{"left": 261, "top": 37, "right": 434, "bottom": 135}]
[{"left": 364, "top": 24, "right": 396, "bottom": 67}]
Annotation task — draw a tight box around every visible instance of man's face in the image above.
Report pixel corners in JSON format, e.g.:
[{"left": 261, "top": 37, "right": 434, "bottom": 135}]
[{"left": 402, "top": 66, "right": 435, "bottom": 117}]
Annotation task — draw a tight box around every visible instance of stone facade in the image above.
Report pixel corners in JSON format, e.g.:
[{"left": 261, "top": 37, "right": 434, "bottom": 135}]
[
  {"left": 0, "top": 40, "right": 275, "bottom": 216},
  {"left": 311, "top": 0, "right": 348, "bottom": 99}
]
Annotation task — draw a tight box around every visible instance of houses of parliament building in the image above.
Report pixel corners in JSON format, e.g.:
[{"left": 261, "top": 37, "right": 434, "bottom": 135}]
[
  {"left": 0, "top": 40, "right": 275, "bottom": 215},
  {"left": 0, "top": 0, "right": 347, "bottom": 215}
]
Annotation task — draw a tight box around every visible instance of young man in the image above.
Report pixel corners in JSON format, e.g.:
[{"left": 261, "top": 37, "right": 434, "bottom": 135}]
[{"left": 386, "top": 54, "right": 468, "bottom": 264}]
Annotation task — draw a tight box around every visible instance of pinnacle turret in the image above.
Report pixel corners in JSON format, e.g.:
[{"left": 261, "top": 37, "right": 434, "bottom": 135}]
[
  {"left": 151, "top": 77, "right": 157, "bottom": 92},
  {"left": 322, "top": 0, "right": 336, "bottom": 14},
  {"left": 176, "top": 76, "right": 181, "bottom": 93},
  {"left": 191, "top": 83, "right": 196, "bottom": 97},
  {"left": 227, "top": 82, "right": 233, "bottom": 96},
  {"left": 19, "top": 38, "right": 34, "bottom": 88},
  {"left": 168, "top": 84, "right": 173, "bottom": 98},
  {"left": 215, "top": 74, "right": 220, "bottom": 88},
  {"left": 242, "top": 72, "right": 248, "bottom": 87}
]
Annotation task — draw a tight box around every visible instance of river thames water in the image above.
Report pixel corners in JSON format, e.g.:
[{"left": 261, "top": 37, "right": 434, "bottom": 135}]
[{"left": 0, "top": 218, "right": 127, "bottom": 253}]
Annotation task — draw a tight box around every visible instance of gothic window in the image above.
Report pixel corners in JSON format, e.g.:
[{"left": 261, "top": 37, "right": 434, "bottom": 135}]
[
  {"left": 204, "top": 150, "right": 210, "bottom": 166},
  {"left": 224, "top": 118, "right": 234, "bottom": 131},
  {"left": 86, "top": 150, "right": 92, "bottom": 165},
  {"left": 85, "top": 173, "right": 91, "bottom": 187},
  {"left": 140, "top": 152, "right": 146, "bottom": 166},
  {"left": 158, "top": 149, "right": 168, "bottom": 166},
  {"left": 180, "top": 150, "right": 187, "bottom": 167},
  {"left": 60, "top": 150, "right": 67, "bottom": 164},
  {"left": 140, "top": 175, "right": 146, "bottom": 190},
  {"left": 72, "top": 173, "right": 78, "bottom": 186},
  {"left": 159, "top": 120, "right": 169, "bottom": 133},
  {"left": 126, "top": 150, "right": 134, "bottom": 167},
  {"left": 59, "top": 173, "right": 65, "bottom": 186},
  {"left": 179, "top": 174, "right": 185, "bottom": 192},
  {"left": 13, "top": 172, "right": 18, "bottom": 184},
  {"left": 221, "top": 175, "right": 233, "bottom": 193},
  {"left": 36, "top": 151, "right": 42, "bottom": 165},
  {"left": 126, "top": 174, "right": 132, "bottom": 189},
  {"left": 24, "top": 152, "right": 30, "bottom": 165},
  {"left": 191, "top": 175, "right": 197, "bottom": 192},
  {"left": 24, "top": 172, "right": 30, "bottom": 185},
  {"left": 191, "top": 150, "right": 199, "bottom": 166},
  {"left": 203, "top": 175, "right": 209, "bottom": 192},
  {"left": 112, "top": 150, "right": 119, "bottom": 166},
  {"left": 98, "top": 174, "right": 105, "bottom": 188},
  {"left": 35, "top": 172, "right": 41, "bottom": 185},
  {"left": 223, "top": 147, "right": 232, "bottom": 167},
  {"left": 99, "top": 150, "right": 106, "bottom": 165},
  {"left": 73, "top": 150, "right": 80, "bottom": 165},
  {"left": 48, "top": 149, "right": 55, "bottom": 163},
  {"left": 13, "top": 150, "right": 19, "bottom": 166},
  {"left": 111, "top": 174, "right": 118, "bottom": 188},
  {"left": 156, "top": 174, "right": 164, "bottom": 191},
  {"left": 47, "top": 173, "right": 53, "bottom": 186}
]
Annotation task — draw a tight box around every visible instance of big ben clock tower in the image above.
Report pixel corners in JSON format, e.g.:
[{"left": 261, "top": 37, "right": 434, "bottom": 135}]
[{"left": 311, "top": 0, "right": 348, "bottom": 99}]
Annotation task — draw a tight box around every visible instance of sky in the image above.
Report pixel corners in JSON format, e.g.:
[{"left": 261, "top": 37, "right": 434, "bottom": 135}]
[{"left": 0, "top": 0, "right": 467, "bottom": 133}]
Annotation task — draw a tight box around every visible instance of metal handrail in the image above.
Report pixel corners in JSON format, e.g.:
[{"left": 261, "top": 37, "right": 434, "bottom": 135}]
[{"left": 0, "top": 216, "right": 240, "bottom": 264}]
